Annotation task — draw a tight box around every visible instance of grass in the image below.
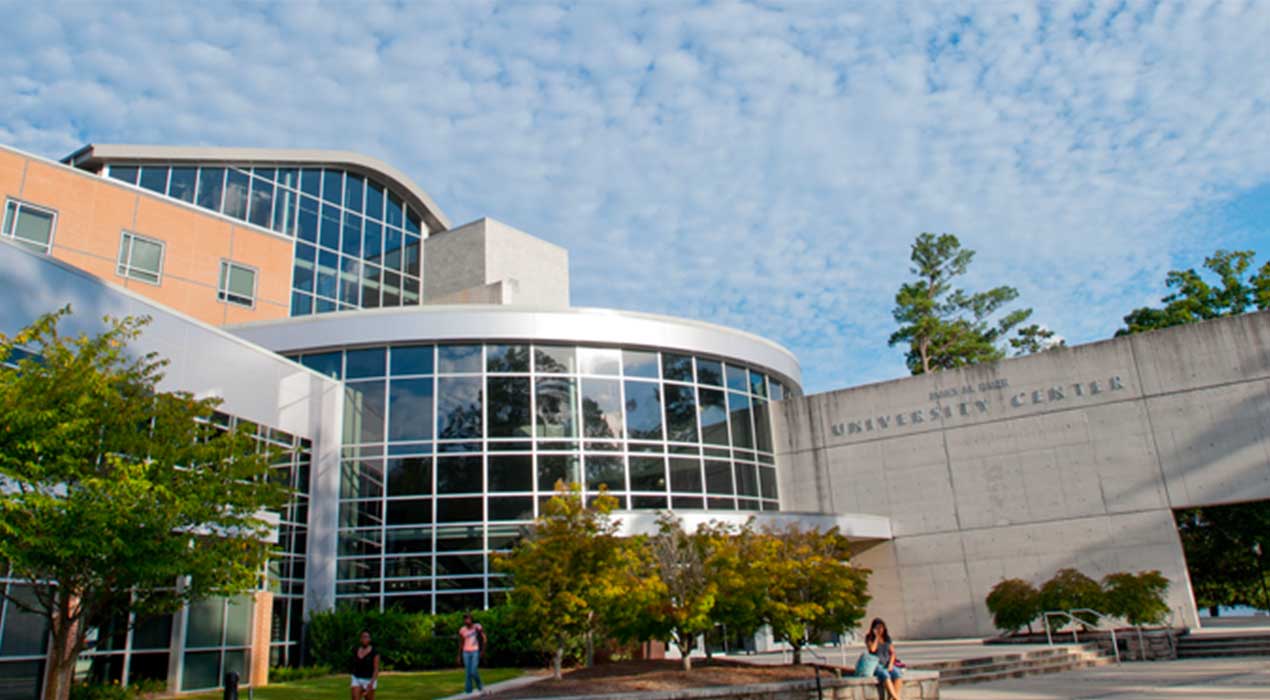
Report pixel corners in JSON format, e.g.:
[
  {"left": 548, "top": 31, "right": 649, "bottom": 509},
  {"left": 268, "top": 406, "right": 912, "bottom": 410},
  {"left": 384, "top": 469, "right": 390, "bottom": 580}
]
[{"left": 185, "top": 668, "right": 523, "bottom": 700}]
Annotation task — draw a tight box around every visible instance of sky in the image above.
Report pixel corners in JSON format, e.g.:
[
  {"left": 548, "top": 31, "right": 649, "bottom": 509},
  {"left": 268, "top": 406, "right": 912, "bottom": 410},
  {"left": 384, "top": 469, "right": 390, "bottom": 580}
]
[{"left": 2, "top": 1, "right": 1269, "bottom": 393}]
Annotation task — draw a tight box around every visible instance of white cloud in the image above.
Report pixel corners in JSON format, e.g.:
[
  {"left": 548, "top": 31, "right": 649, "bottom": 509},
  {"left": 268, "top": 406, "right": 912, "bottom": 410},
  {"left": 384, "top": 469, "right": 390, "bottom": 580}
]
[{"left": 2, "top": 0, "right": 1270, "bottom": 391}]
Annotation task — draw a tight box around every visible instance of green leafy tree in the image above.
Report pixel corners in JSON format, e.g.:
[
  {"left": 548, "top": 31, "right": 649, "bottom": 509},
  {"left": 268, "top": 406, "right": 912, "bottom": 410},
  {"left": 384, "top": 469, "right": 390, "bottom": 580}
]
[
  {"left": 890, "top": 232, "right": 1033, "bottom": 374},
  {"left": 1038, "top": 569, "right": 1106, "bottom": 629},
  {"left": 753, "top": 525, "right": 870, "bottom": 664},
  {"left": 985, "top": 578, "right": 1041, "bottom": 634},
  {"left": 701, "top": 521, "right": 764, "bottom": 660},
  {"left": 1175, "top": 503, "right": 1270, "bottom": 613},
  {"left": 493, "top": 483, "right": 626, "bottom": 679},
  {"left": 1010, "top": 324, "right": 1065, "bottom": 356},
  {"left": 1117, "top": 250, "right": 1270, "bottom": 336},
  {"left": 0, "top": 308, "right": 289, "bottom": 700},
  {"left": 1102, "top": 571, "right": 1170, "bottom": 626}
]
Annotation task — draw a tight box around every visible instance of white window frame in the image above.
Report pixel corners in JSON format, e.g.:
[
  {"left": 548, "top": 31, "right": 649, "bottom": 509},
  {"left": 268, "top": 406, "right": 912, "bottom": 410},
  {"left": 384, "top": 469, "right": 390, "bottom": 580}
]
[
  {"left": 116, "top": 230, "right": 166, "bottom": 285},
  {"left": 217, "top": 260, "right": 258, "bottom": 309},
  {"left": 2, "top": 198, "right": 58, "bottom": 254}
]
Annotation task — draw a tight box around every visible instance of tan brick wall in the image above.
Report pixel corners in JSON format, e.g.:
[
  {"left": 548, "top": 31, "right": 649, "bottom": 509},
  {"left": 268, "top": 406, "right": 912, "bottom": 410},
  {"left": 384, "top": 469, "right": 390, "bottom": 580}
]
[{"left": 1, "top": 145, "right": 292, "bottom": 327}]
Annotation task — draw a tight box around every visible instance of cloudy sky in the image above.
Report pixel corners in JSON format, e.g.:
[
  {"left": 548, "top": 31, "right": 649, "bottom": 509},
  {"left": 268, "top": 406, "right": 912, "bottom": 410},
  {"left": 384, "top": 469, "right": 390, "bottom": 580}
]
[{"left": 3, "top": 1, "right": 1269, "bottom": 392}]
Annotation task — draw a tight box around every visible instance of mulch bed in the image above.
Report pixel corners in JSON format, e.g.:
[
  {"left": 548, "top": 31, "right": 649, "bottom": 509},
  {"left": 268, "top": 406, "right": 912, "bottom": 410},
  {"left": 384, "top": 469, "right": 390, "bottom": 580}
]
[{"left": 491, "top": 658, "right": 820, "bottom": 698}]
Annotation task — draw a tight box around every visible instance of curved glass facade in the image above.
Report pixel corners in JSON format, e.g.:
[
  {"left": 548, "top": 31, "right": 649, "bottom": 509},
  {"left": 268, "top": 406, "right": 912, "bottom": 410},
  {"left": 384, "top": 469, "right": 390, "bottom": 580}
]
[
  {"left": 288, "top": 342, "right": 794, "bottom": 613},
  {"left": 103, "top": 163, "right": 427, "bottom": 316}
]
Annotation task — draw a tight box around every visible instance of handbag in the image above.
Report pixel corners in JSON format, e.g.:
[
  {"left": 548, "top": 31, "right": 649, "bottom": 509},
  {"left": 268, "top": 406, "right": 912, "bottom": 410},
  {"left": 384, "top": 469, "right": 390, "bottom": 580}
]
[{"left": 854, "top": 651, "right": 880, "bottom": 677}]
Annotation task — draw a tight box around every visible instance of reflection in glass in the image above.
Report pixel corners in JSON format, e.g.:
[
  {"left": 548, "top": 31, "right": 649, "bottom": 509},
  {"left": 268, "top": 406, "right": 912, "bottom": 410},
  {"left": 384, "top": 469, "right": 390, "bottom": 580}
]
[
  {"left": 297, "top": 194, "right": 319, "bottom": 243},
  {"left": 249, "top": 179, "right": 273, "bottom": 228},
  {"left": 537, "top": 454, "right": 579, "bottom": 490},
  {"left": 322, "top": 169, "right": 343, "bottom": 205},
  {"left": 705, "top": 460, "right": 733, "bottom": 496},
  {"left": 487, "top": 344, "right": 529, "bottom": 373},
  {"left": 623, "top": 350, "right": 659, "bottom": 379},
  {"left": 387, "top": 457, "right": 432, "bottom": 496},
  {"left": 728, "top": 392, "right": 753, "bottom": 449},
  {"left": 488, "top": 454, "right": 532, "bottom": 492},
  {"left": 662, "top": 353, "right": 693, "bottom": 382},
  {"left": 586, "top": 455, "right": 624, "bottom": 491},
  {"left": 582, "top": 378, "right": 622, "bottom": 439},
  {"left": 629, "top": 456, "right": 666, "bottom": 491},
  {"left": 320, "top": 204, "right": 341, "bottom": 250},
  {"left": 726, "top": 365, "right": 749, "bottom": 392},
  {"left": 196, "top": 168, "right": 224, "bottom": 211},
  {"left": 535, "top": 378, "right": 576, "bottom": 438},
  {"left": 663, "top": 384, "right": 698, "bottom": 442},
  {"left": 139, "top": 166, "right": 168, "bottom": 194},
  {"left": 344, "top": 380, "right": 385, "bottom": 444},
  {"left": 577, "top": 347, "right": 620, "bottom": 375},
  {"left": 388, "top": 378, "right": 433, "bottom": 441},
  {"left": 391, "top": 345, "right": 433, "bottom": 376},
  {"left": 436, "top": 497, "right": 482, "bottom": 522},
  {"left": 169, "top": 167, "right": 197, "bottom": 203},
  {"left": 753, "top": 399, "right": 772, "bottom": 452},
  {"left": 696, "top": 359, "right": 724, "bottom": 386},
  {"left": 366, "top": 181, "right": 385, "bottom": 220},
  {"left": 669, "top": 457, "right": 703, "bottom": 493},
  {"left": 534, "top": 346, "right": 574, "bottom": 373},
  {"left": 439, "top": 345, "right": 482, "bottom": 373},
  {"left": 345, "top": 348, "right": 386, "bottom": 379},
  {"left": 386, "top": 498, "right": 432, "bottom": 525},
  {"left": 624, "top": 381, "right": 663, "bottom": 440},
  {"left": 698, "top": 388, "right": 729, "bottom": 445},
  {"left": 437, "top": 377, "right": 482, "bottom": 440},
  {"left": 436, "top": 456, "right": 482, "bottom": 494},
  {"left": 759, "top": 466, "right": 778, "bottom": 500},
  {"left": 342, "top": 213, "right": 362, "bottom": 257},
  {"left": 487, "top": 377, "right": 531, "bottom": 438},
  {"left": 734, "top": 462, "right": 759, "bottom": 497},
  {"left": 489, "top": 497, "right": 534, "bottom": 521},
  {"left": 224, "top": 169, "right": 249, "bottom": 220},
  {"left": 386, "top": 527, "right": 433, "bottom": 554}
]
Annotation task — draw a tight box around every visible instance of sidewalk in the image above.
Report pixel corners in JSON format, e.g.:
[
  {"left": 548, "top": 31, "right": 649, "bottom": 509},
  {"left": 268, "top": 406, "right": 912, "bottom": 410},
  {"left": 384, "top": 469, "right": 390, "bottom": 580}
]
[
  {"left": 940, "top": 657, "right": 1270, "bottom": 699},
  {"left": 440, "top": 671, "right": 550, "bottom": 700}
]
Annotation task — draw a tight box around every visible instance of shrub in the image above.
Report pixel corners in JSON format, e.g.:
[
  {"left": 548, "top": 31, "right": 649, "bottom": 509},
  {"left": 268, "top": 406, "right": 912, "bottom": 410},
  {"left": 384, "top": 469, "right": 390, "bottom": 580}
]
[
  {"left": 269, "top": 664, "right": 334, "bottom": 683},
  {"left": 1102, "top": 570, "right": 1170, "bottom": 626},
  {"left": 985, "top": 578, "right": 1041, "bottom": 634},
  {"left": 1039, "top": 568, "right": 1105, "bottom": 628}
]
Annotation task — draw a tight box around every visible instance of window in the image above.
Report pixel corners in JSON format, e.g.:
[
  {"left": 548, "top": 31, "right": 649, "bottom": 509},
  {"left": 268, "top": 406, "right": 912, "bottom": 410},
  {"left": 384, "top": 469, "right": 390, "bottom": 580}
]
[
  {"left": 217, "top": 261, "right": 257, "bottom": 307},
  {"left": 117, "top": 231, "right": 165, "bottom": 284},
  {"left": 2, "top": 199, "right": 56, "bottom": 253}
]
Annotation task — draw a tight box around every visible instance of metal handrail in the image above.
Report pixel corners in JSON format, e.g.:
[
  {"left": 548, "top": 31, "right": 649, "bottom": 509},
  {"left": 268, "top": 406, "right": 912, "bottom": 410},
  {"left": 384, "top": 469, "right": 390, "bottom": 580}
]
[{"left": 1042, "top": 609, "right": 1121, "bottom": 664}]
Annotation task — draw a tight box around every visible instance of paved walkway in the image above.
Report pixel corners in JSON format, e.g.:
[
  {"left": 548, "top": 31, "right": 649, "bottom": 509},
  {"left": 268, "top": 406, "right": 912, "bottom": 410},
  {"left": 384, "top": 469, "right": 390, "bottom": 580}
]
[{"left": 940, "top": 657, "right": 1270, "bottom": 699}]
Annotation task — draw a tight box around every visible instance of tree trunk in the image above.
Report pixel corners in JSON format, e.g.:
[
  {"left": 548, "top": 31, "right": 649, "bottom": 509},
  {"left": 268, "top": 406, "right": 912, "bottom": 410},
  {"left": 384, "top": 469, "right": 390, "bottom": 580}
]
[
  {"left": 919, "top": 339, "right": 931, "bottom": 374},
  {"left": 677, "top": 634, "right": 693, "bottom": 671},
  {"left": 42, "top": 592, "right": 81, "bottom": 700},
  {"left": 552, "top": 645, "right": 564, "bottom": 680},
  {"left": 791, "top": 644, "right": 802, "bottom": 665},
  {"left": 584, "top": 629, "right": 594, "bottom": 668}
]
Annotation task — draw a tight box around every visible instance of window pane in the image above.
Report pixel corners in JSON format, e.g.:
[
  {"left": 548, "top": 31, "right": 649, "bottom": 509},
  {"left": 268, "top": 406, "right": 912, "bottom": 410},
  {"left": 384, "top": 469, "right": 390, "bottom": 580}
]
[
  {"left": 438, "top": 345, "right": 482, "bottom": 373},
  {"left": 0, "top": 586, "right": 48, "bottom": 655},
  {"left": 664, "top": 384, "right": 698, "bottom": 442},
  {"left": 623, "top": 380, "right": 662, "bottom": 440},
  {"left": 131, "top": 237, "right": 163, "bottom": 275},
  {"left": 391, "top": 345, "right": 433, "bottom": 376},
  {"left": 297, "top": 195, "right": 319, "bottom": 243},
  {"left": 299, "top": 352, "right": 342, "bottom": 379},
  {"left": 300, "top": 168, "right": 321, "bottom": 197},
  {"left": 389, "top": 377, "right": 434, "bottom": 441},
  {"left": 316, "top": 249, "right": 338, "bottom": 299},
  {"left": 753, "top": 399, "right": 773, "bottom": 453},
  {"left": 169, "top": 167, "right": 197, "bottom": 202},
  {"left": 136, "top": 166, "right": 166, "bottom": 194},
  {"left": 759, "top": 466, "right": 777, "bottom": 500},
  {"left": 366, "top": 181, "right": 385, "bottom": 221},
  {"left": 386, "top": 498, "right": 432, "bottom": 525},
  {"left": 363, "top": 221, "right": 383, "bottom": 261},
  {"left": 181, "top": 651, "right": 220, "bottom": 691},
  {"left": 249, "top": 178, "right": 274, "bottom": 228},
  {"left": 487, "top": 377, "right": 532, "bottom": 438},
  {"left": 361, "top": 264, "right": 381, "bottom": 308},
  {"left": 577, "top": 347, "right": 620, "bottom": 375},
  {"left": 346, "top": 348, "right": 386, "bottom": 379},
  {"left": 537, "top": 454, "right": 579, "bottom": 491},
  {"left": 320, "top": 204, "right": 341, "bottom": 249},
  {"left": 535, "top": 377, "right": 576, "bottom": 438},
  {"left": 224, "top": 169, "right": 249, "bottom": 219},
  {"left": 13, "top": 206, "right": 54, "bottom": 250},
  {"left": 340, "top": 258, "right": 361, "bottom": 306},
  {"left": 196, "top": 167, "right": 224, "bottom": 211},
  {"left": 344, "top": 380, "right": 385, "bottom": 444},
  {"left": 108, "top": 164, "right": 138, "bottom": 184},
  {"left": 436, "top": 497, "right": 481, "bottom": 523},
  {"left": 322, "top": 169, "right": 343, "bottom": 205},
  {"left": 342, "top": 212, "right": 362, "bottom": 257},
  {"left": 384, "top": 227, "right": 403, "bottom": 271},
  {"left": 345, "top": 173, "right": 364, "bottom": 212},
  {"left": 534, "top": 346, "right": 574, "bottom": 373},
  {"left": 696, "top": 359, "right": 724, "bottom": 386},
  {"left": 629, "top": 456, "right": 666, "bottom": 491},
  {"left": 750, "top": 371, "right": 768, "bottom": 397},
  {"left": 386, "top": 192, "right": 403, "bottom": 227},
  {"left": 698, "top": 388, "right": 729, "bottom": 445},
  {"left": 669, "top": 457, "right": 702, "bottom": 493},
  {"left": 705, "top": 460, "right": 733, "bottom": 495},
  {"left": 488, "top": 454, "right": 532, "bottom": 492},
  {"left": 2, "top": 201, "right": 13, "bottom": 234},
  {"left": 585, "top": 455, "right": 624, "bottom": 491},
  {"left": 385, "top": 527, "right": 433, "bottom": 553},
  {"left": 437, "top": 377, "right": 483, "bottom": 440},
  {"left": 405, "top": 206, "right": 422, "bottom": 235},
  {"left": 489, "top": 496, "right": 533, "bottom": 521},
  {"left": 622, "top": 350, "right": 659, "bottom": 379},
  {"left": 581, "top": 378, "right": 622, "bottom": 439},
  {"left": 273, "top": 189, "right": 297, "bottom": 234},
  {"left": 185, "top": 599, "right": 224, "bottom": 648},
  {"left": 228, "top": 264, "right": 255, "bottom": 297},
  {"left": 487, "top": 344, "right": 529, "bottom": 373},
  {"left": 436, "top": 455, "right": 482, "bottom": 494},
  {"left": 726, "top": 365, "right": 749, "bottom": 392},
  {"left": 734, "top": 462, "right": 759, "bottom": 497},
  {"left": 388, "top": 457, "right": 433, "bottom": 496},
  {"left": 729, "top": 392, "right": 753, "bottom": 449}
]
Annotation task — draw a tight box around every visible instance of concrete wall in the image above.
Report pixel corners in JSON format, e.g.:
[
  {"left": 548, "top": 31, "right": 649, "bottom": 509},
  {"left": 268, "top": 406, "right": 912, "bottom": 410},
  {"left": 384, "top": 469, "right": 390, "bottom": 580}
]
[
  {"left": 423, "top": 217, "right": 569, "bottom": 307},
  {"left": 774, "top": 311, "right": 1270, "bottom": 638}
]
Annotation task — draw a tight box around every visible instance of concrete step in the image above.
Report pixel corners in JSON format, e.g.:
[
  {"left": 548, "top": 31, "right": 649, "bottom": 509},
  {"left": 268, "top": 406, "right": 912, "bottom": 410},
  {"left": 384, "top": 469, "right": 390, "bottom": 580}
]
[
  {"left": 909, "top": 644, "right": 1116, "bottom": 686},
  {"left": 1177, "top": 632, "right": 1270, "bottom": 658},
  {"left": 935, "top": 653, "right": 1100, "bottom": 681},
  {"left": 939, "top": 656, "right": 1115, "bottom": 686}
]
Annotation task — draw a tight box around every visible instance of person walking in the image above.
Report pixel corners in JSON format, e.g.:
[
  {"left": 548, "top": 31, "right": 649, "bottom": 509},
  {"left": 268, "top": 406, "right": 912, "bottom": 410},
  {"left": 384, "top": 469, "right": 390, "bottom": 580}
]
[
  {"left": 457, "top": 613, "right": 487, "bottom": 694},
  {"left": 350, "top": 630, "right": 380, "bottom": 700},
  {"left": 866, "top": 618, "right": 903, "bottom": 700}
]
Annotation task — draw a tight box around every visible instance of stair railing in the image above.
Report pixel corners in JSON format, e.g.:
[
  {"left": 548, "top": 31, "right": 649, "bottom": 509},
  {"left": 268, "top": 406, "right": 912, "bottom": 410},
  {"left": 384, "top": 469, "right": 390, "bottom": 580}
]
[
  {"left": 1042, "top": 609, "right": 1121, "bottom": 664},
  {"left": 1070, "top": 609, "right": 1122, "bottom": 664}
]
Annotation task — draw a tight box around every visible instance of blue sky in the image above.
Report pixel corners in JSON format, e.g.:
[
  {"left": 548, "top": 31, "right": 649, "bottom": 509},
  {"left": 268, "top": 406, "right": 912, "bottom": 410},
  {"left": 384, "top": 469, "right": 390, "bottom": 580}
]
[{"left": 3, "top": 1, "right": 1269, "bottom": 392}]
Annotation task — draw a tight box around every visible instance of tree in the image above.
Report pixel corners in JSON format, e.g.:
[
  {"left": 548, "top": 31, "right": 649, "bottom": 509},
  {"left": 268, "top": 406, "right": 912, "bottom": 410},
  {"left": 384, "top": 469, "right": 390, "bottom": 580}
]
[
  {"left": 0, "top": 308, "right": 289, "bottom": 700},
  {"left": 985, "top": 579, "right": 1041, "bottom": 634},
  {"left": 1102, "top": 571, "right": 1170, "bottom": 626},
  {"left": 493, "top": 483, "right": 626, "bottom": 679},
  {"left": 1175, "top": 502, "right": 1270, "bottom": 613},
  {"left": 890, "top": 232, "right": 1033, "bottom": 374},
  {"left": 634, "top": 515, "right": 728, "bottom": 671},
  {"left": 1038, "top": 569, "right": 1105, "bottom": 629},
  {"left": 701, "top": 521, "right": 764, "bottom": 660},
  {"left": 752, "top": 525, "right": 870, "bottom": 664},
  {"left": 1117, "top": 249, "right": 1270, "bottom": 336},
  {"left": 1010, "top": 324, "right": 1065, "bottom": 356}
]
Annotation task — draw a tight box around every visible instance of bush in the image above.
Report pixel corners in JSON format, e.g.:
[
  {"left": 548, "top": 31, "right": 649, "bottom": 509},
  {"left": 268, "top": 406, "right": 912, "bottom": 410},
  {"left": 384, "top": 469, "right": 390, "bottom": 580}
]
[
  {"left": 985, "top": 578, "right": 1041, "bottom": 634},
  {"left": 1039, "top": 568, "right": 1105, "bottom": 628},
  {"left": 269, "top": 664, "right": 333, "bottom": 683},
  {"left": 69, "top": 679, "right": 163, "bottom": 700},
  {"left": 1102, "top": 570, "right": 1170, "bottom": 626},
  {"left": 306, "top": 604, "right": 547, "bottom": 672}
]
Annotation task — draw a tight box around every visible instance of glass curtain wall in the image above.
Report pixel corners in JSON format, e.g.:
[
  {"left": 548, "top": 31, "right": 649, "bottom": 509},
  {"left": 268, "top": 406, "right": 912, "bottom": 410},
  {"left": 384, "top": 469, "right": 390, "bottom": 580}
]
[
  {"left": 103, "top": 164, "right": 426, "bottom": 316},
  {"left": 291, "top": 343, "right": 791, "bottom": 615}
]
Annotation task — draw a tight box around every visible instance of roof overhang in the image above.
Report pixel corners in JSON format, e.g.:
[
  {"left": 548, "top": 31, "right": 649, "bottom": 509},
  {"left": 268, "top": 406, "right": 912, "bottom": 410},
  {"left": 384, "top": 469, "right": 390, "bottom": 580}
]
[{"left": 63, "top": 143, "right": 450, "bottom": 232}]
